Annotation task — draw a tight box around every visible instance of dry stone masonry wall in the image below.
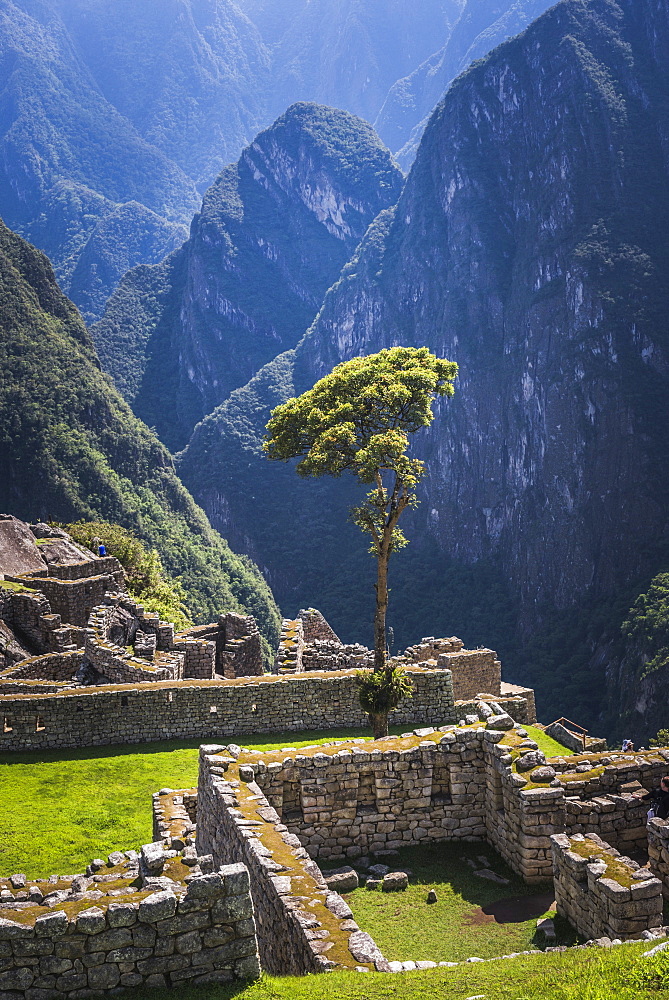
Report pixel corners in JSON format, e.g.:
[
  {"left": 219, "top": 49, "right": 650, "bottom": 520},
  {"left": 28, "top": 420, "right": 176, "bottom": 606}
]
[
  {"left": 0, "top": 667, "right": 464, "bottom": 750},
  {"left": 275, "top": 611, "right": 370, "bottom": 674},
  {"left": 196, "top": 744, "right": 389, "bottom": 974},
  {"left": 0, "top": 850, "right": 260, "bottom": 997},
  {"left": 551, "top": 832, "right": 663, "bottom": 940},
  {"left": 647, "top": 817, "right": 669, "bottom": 897},
  {"left": 1, "top": 534, "right": 526, "bottom": 750}
]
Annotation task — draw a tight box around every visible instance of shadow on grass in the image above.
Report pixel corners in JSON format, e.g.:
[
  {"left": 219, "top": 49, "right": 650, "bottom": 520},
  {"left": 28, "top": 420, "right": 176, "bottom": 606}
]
[
  {"left": 480, "top": 891, "right": 556, "bottom": 924},
  {"left": 357, "top": 840, "right": 546, "bottom": 911}
]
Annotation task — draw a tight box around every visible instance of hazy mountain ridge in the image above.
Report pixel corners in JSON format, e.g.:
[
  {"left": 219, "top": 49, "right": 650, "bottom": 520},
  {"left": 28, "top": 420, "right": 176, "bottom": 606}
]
[
  {"left": 1, "top": 0, "right": 571, "bottom": 319},
  {"left": 374, "top": 0, "right": 557, "bottom": 165}
]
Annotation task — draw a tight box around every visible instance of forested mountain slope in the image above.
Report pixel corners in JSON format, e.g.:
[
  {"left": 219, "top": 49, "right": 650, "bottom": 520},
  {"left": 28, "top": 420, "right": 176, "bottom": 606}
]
[
  {"left": 178, "top": 0, "right": 669, "bottom": 738},
  {"left": 0, "top": 218, "right": 280, "bottom": 643},
  {"left": 92, "top": 103, "right": 403, "bottom": 451}
]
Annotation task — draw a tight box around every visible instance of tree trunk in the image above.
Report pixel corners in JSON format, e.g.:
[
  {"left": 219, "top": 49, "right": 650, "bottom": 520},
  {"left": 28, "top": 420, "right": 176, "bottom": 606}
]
[
  {"left": 369, "top": 711, "right": 389, "bottom": 740},
  {"left": 374, "top": 545, "right": 389, "bottom": 673}
]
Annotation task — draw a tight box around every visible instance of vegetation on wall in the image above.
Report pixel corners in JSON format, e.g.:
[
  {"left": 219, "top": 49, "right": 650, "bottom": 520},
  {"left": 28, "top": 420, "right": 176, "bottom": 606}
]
[
  {"left": 622, "top": 573, "right": 669, "bottom": 679},
  {"left": 64, "top": 521, "right": 192, "bottom": 630}
]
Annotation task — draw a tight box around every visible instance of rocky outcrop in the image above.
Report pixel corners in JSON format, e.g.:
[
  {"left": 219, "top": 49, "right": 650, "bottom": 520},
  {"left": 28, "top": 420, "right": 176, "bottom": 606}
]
[{"left": 95, "top": 103, "right": 403, "bottom": 450}]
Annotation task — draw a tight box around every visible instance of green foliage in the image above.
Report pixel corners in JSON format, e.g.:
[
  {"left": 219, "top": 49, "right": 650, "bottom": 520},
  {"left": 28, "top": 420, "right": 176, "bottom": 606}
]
[
  {"left": 622, "top": 572, "right": 669, "bottom": 678},
  {"left": 0, "top": 219, "right": 280, "bottom": 646},
  {"left": 265, "top": 347, "right": 457, "bottom": 484},
  {"left": 64, "top": 521, "right": 192, "bottom": 630},
  {"left": 265, "top": 346, "right": 457, "bottom": 567},
  {"left": 650, "top": 729, "right": 669, "bottom": 748},
  {"left": 265, "top": 346, "right": 457, "bottom": 686},
  {"left": 356, "top": 666, "right": 413, "bottom": 715}
]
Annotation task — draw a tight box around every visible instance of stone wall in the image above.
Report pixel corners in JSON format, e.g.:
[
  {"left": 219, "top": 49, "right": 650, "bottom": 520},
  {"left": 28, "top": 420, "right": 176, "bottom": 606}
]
[
  {"left": 401, "top": 637, "right": 502, "bottom": 702},
  {"left": 439, "top": 650, "right": 502, "bottom": 702},
  {"left": 299, "top": 609, "right": 341, "bottom": 644},
  {"left": 172, "top": 639, "right": 216, "bottom": 680},
  {"left": 0, "top": 855, "right": 260, "bottom": 996},
  {"left": 500, "top": 683, "right": 537, "bottom": 726},
  {"left": 551, "top": 832, "right": 663, "bottom": 940},
  {"left": 84, "top": 604, "right": 181, "bottom": 685},
  {"left": 192, "top": 723, "right": 669, "bottom": 893},
  {"left": 176, "top": 614, "right": 263, "bottom": 679},
  {"left": 249, "top": 729, "right": 489, "bottom": 860},
  {"left": 0, "top": 588, "right": 55, "bottom": 654},
  {"left": 545, "top": 721, "right": 607, "bottom": 753},
  {"left": 455, "top": 694, "right": 534, "bottom": 727},
  {"left": 647, "top": 817, "right": 669, "bottom": 897},
  {"left": 275, "top": 615, "right": 372, "bottom": 673},
  {"left": 4, "top": 557, "right": 125, "bottom": 628},
  {"left": 275, "top": 618, "right": 304, "bottom": 673},
  {"left": 404, "top": 637, "right": 464, "bottom": 659},
  {"left": 0, "top": 652, "right": 82, "bottom": 682},
  {"left": 196, "top": 746, "right": 388, "bottom": 974},
  {"left": 0, "top": 667, "right": 457, "bottom": 750}
]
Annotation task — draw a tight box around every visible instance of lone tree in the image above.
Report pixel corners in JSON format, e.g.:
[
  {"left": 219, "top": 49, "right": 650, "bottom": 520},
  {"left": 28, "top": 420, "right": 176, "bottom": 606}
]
[{"left": 264, "top": 346, "right": 458, "bottom": 737}]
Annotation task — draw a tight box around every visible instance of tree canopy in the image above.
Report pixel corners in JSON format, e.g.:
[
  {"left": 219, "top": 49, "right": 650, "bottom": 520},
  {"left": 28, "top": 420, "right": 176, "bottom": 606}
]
[{"left": 264, "top": 346, "right": 458, "bottom": 483}]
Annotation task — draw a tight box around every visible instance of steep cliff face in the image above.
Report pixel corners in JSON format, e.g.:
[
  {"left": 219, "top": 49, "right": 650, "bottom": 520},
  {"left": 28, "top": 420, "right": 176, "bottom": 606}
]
[
  {"left": 94, "top": 103, "right": 403, "bottom": 451},
  {"left": 179, "top": 0, "right": 669, "bottom": 727},
  {"left": 0, "top": 218, "right": 280, "bottom": 641},
  {"left": 302, "top": 0, "right": 669, "bottom": 619}
]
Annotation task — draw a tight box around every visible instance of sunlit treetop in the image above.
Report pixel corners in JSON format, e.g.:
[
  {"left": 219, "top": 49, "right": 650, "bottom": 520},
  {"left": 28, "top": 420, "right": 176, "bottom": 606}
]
[{"left": 263, "top": 346, "right": 458, "bottom": 487}]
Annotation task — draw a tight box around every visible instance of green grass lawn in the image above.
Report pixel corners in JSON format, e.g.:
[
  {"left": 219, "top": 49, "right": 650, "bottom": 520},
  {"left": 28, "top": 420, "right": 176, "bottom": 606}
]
[
  {"left": 60, "top": 943, "right": 669, "bottom": 1000},
  {"left": 325, "top": 841, "right": 577, "bottom": 963},
  {"left": 0, "top": 725, "right": 569, "bottom": 878},
  {"left": 530, "top": 727, "right": 576, "bottom": 758},
  {"left": 0, "top": 726, "right": 394, "bottom": 877}
]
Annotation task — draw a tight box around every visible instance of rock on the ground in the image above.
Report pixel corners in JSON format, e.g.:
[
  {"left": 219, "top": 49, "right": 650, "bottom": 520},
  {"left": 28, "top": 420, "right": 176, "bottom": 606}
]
[
  {"left": 473, "top": 869, "right": 510, "bottom": 885},
  {"left": 382, "top": 872, "right": 408, "bottom": 892},
  {"left": 485, "top": 714, "right": 514, "bottom": 731},
  {"left": 529, "top": 766, "right": 557, "bottom": 782},
  {"left": 368, "top": 864, "right": 390, "bottom": 877},
  {"left": 324, "top": 867, "right": 359, "bottom": 892}
]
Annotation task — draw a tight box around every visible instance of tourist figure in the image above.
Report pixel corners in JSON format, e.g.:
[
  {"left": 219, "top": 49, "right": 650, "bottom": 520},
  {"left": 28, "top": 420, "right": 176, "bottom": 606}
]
[
  {"left": 622, "top": 738, "right": 634, "bottom": 752},
  {"left": 98, "top": 542, "right": 107, "bottom": 556},
  {"left": 637, "top": 775, "right": 669, "bottom": 820}
]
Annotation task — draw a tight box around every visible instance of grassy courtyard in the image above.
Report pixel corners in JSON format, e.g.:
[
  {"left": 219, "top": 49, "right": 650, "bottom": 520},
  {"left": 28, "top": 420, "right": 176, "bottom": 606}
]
[
  {"left": 326, "top": 841, "right": 577, "bottom": 963},
  {"left": 54, "top": 945, "right": 669, "bottom": 1000},
  {"left": 3, "top": 725, "right": 668, "bottom": 999}
]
